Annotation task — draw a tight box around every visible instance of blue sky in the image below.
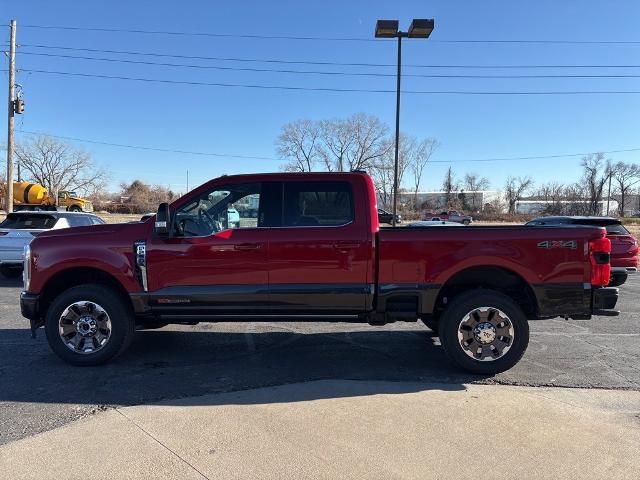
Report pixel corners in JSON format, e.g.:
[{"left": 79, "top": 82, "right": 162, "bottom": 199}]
[{"left": 3, "top": 0, "right": 639, "bottom": 193}]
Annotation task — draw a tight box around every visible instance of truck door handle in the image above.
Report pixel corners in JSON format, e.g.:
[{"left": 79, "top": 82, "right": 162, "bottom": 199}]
[
  {"left": 333, "top": 241, "right": 361, "bottom": 251},
  {"left": 235, "top": 242, "right": 261, "bottom": 251}
]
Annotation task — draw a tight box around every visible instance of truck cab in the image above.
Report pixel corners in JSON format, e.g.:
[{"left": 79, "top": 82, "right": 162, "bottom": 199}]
[{"left": 57, "top": 191, "right": 93, "bottom": 212}]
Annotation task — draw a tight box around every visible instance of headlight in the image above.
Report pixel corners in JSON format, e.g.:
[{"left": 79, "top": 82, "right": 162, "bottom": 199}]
[{"left": 23, "top": 244, "right": 31, "bottom": 291}]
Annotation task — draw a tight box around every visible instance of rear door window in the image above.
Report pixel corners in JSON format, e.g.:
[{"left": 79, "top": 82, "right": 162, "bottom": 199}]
[
  {"left": 282, "top": 181, "right": 353, "bottom": 227},
  {"left": 0, "top": 214, "right": 57, "bottom": 229}
]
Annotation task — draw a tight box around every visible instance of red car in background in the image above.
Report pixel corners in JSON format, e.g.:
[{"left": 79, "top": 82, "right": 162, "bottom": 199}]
[
  {"left": 526, "top": 216, "right": 638, "bottom": 286},
  {"left": 424, "top": 210, "right": 473, "bottom": 225}
]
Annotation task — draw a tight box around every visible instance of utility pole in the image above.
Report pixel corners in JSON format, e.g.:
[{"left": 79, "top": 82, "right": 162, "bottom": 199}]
[
  {"left": 391, "top": 35, "right": 402, "bottom": 227},
  {"left": 5, "top": 20, "right": 16, "bottom": 213},
  {"left": 606, "top": 173, "right": 612, "bottom": 216},
  {"left": 186, "top": 170, "right": 189, "bottom": 192}
]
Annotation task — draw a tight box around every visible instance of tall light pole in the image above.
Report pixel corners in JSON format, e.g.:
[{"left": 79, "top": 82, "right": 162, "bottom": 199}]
[{"left": 375, "top": 19, "right": 434, "bottom": 226}]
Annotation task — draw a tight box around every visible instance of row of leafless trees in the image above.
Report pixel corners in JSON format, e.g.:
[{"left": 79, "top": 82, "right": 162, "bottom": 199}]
[
  {"left": 441, "top": 153, "right": 640, "bottom": 216},
  {"left": 527, "top": 154, "right": 640, "bottom": 216},
  {"left": 276, "top": 114, "right": 439, "bottom": 209}
]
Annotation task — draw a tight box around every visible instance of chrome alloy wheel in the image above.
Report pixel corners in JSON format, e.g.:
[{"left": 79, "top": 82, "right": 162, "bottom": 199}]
[
  {"left": 457, "top": 307, "right": 515, "bottom": 362},
  {"left": 58, "top": 301, "right": 112, "bottom": 354}
]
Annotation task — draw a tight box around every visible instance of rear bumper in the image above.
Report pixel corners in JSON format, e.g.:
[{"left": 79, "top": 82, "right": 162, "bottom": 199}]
[
  {"left": 611, "top": 266, "right": 637, "bottom": 274},
  {"left": 611, "top": 255, "right": 639, "bottom": 269},
  {"left": 592, "top": 287, "right": 619, "bottom": 315},
  {"left": 533, "top": 283, "right": 619, "bottom": 319}
]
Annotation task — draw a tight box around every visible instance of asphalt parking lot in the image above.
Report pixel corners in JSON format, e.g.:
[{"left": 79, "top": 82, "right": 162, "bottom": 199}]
[{"left": 0, "top": 275, "right": 638, "bottom": 446}]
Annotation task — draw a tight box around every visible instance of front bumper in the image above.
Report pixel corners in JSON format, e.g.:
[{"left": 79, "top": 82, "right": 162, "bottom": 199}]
[{"left": 20, "top": 292, "right": 40, "bottom": 321}]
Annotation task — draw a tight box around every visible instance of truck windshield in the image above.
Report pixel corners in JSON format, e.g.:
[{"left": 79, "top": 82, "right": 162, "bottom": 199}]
[{"left": 0, "top": 213, "right": 57, "bottom": 229}]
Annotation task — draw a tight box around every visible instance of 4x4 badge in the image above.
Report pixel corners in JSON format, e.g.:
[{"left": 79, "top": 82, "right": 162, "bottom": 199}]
[{"left": 537, "top": 240, "right": 577, "bottom": 249}]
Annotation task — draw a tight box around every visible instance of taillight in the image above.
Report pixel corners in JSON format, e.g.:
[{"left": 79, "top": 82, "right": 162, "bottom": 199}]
[{"left": 589, "top": 236, "right": 611, "bottom": 286}]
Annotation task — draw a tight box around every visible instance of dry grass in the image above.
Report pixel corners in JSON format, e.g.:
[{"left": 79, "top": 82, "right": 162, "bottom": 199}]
[
  {"left": 626, "top": 224, "right": 640, "bottom": 238},
  {"left": 97, "top": 213, "right": 142, "bottom": 224}
]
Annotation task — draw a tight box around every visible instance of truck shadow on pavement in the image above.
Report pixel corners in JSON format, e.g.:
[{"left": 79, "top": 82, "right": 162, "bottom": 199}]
[{"left": 0, "top": 326, "right": 478, "bottom": 408}]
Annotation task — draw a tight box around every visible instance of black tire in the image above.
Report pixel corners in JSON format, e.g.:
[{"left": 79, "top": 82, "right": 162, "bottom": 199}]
[
  {"left": 0, "top": 265, "right": 22, "bottom": 278},
  {"left": 44, "top": 284, "right": 135, "bottom": 366},
  {"left": 68, "top": 205, "right": 82, "bottom": 212},
  {"left": 462, "top": 219, "right": 471, "bottom": 226},
  {"left": 608, "top": 273, "right": 627, "bottom": 287},
  {"left": 421, "top": 318, "right": 439, "bottom": 333},
  {"left": 439, "top": 289, "right": 529, "bottom": 375}
]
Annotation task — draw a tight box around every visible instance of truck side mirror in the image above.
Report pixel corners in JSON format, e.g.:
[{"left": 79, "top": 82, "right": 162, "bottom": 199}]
[{"left": 155, "top": 202, "right": 171, "bottom": 236}]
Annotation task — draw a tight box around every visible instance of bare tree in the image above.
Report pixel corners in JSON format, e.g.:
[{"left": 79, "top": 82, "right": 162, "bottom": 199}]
[
  {"left": 612, "top": 161, "right": 640, "bottom": 216},
  {"left": 345, "top": 113, "right": 391, "bottom": 171},
  {"left": 318, "top": 118, "right": 353, "bottom": 172},
  {"left": 370, "top": 156, "right": 394, "bottom": 209},
  {"left": 118, "top": 180, "right": 176, "bottom": 213},
  {"left": 563, "top": 182, "right": 591, "bottom": 215},
  {"left": 462, "top": 172, "right": 490, "bottom": 211},
  {"left": 442, "top": 167, "right": 459, "bottom": 207},
  {"left": 281, "top": 114, "right": 391, "bottom": 174},
  {"left": 504, "top": 176, "right": 533, "bottom": 214},
  {"left": 535, "top": 181, "right": 566, "bottom": 214},
  {"left": 409, "top": 138, "right": 439, "bottom": 207},
  {"left": 276, "top": 119, "right": 321, "bottom": 172},
  {"left": 14, "top": 135, "right": 109, "bottom": 197},
  {"left": 580, "top": 153, "right": 613, "bottom": 215}
]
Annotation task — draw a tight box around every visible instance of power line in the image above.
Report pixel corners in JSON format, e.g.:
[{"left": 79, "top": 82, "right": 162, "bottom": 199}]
[
  {"left": 15, "top": 43, "right": 640, "bottom": 69},
  {"left": 17, "top": 68, "right": 640, "bottom": 95},
  {"left": 15, "top": 24, "right": 640, "bottom": 45},
  {"left": 428, "top": 148, "right": 640, "bottom": 163},
  {"left": 17, "top": 130, "right": 278, "bottom": 160},
  {"left": 18, "top": 130, "right": 640, "bottom": 164},
  {"left": 17, "top": 51, "right": 640, "bottom": 79}
]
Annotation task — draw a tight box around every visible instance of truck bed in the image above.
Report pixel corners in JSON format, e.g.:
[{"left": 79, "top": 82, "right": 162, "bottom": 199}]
[{"left": 376, "top": 225, "right": 606, "bottom": 318}]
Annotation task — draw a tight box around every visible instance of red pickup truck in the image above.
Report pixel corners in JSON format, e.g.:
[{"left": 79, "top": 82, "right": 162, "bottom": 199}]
[{"left": 21, "top": 172, "right": 618, "bottom": 374}]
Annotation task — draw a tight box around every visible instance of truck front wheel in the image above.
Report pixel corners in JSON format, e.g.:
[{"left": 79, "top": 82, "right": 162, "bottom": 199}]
[
  {"left": 439, "top": 290, "right": 529, "bottom": 375},
  {"left": 44, "top": 284, "right": 135, "bottom": 366},
  {"left": 68, "top": 205, "right": 82, "bottom": 212}
]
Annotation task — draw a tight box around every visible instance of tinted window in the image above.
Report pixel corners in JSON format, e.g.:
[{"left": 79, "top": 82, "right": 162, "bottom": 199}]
[
  {"left": 0, "top": 213, "right": 57, "bottom": 229},
  {"left": 66, "top": 215, "right": 93, "bottom": 227},
  {"left": 605, "top": 224, "right": 629, "bottom": 235},
  {"left": 525, "top": 219, "right": 561, "bottom": 226},
  {"left": 283, "top": 181, "right": 353, "bottom": 227},
  {"left": 90, "top": 216, "right": 106, "bottom": 225},
  {"left": 174, "top": 183, "right": 262, "bottom": 237}
]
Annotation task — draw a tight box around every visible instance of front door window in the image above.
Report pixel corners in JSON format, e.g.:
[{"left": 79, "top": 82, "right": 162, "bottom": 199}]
[{"left": 173, "top": 183, "right": 262, "bottom": 237}]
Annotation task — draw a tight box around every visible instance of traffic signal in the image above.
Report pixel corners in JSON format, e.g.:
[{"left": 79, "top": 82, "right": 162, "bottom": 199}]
[{"left": 13, "top": 98, "right": 25, "bottom": 114}]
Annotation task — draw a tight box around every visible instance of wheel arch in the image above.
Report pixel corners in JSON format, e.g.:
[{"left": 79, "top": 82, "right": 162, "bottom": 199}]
[
  {"left": 39, "top": 267, "right": 133, "bottom": 315},
  {"left": 433, "top": 265, "right": 538, "bottom": 319}
]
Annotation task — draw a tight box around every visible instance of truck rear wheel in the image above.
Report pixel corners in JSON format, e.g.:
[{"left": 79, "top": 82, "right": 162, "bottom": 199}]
[
  {"left": 439, "top": 289, "right": 529, "bottom": 375},
  {"left": 44, "top": 284, "right": 135, "bottom": 366},
  {"left": 68, "top": 205, "right": 82, "bottom": 212}
]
